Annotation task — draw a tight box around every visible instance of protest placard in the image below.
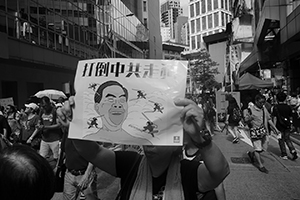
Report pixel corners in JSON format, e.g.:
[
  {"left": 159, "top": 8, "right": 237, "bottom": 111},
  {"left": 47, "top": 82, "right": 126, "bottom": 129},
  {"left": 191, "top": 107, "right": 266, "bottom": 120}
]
[{"left": 68, "top": 58, "right": 188, "bottom": 145}]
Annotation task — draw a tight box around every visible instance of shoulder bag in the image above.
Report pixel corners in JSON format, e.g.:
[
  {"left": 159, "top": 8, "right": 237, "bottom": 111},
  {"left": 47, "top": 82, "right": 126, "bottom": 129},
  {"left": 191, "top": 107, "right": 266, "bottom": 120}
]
[{"left": 249, "top": 108, "right": 267, "bottom": 140}]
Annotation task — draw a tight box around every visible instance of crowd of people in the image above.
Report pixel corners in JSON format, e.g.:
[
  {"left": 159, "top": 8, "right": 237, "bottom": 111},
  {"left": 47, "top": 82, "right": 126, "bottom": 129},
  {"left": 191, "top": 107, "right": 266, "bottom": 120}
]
[
  {"left": 222, "top": 87, "right": 299, "bottom": 174},
  {"left": 0, "top": 92, "right": 230, "bottom": 200}
]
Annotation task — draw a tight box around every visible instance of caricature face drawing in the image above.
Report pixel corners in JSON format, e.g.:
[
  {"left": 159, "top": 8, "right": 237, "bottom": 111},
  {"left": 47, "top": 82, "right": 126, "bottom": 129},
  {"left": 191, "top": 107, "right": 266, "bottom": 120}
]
[{"left": 94, "top": 81, "right": 128, "bottom": 132}]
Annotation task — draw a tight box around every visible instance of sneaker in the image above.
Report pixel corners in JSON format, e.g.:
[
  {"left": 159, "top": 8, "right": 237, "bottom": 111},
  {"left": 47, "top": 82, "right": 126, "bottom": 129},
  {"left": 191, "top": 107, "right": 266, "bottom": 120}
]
[
  {"left": 247, "top": 151, "right": 254, "bottom": 163},
  {"left": 292, "top": 151, "right": 298, "bottom": 160},
  {"left": 258, "top": 166, "right": 269, "bottom": 174},
  {"left": 280, "top": 155, "right": 288, "bottom": 160}
]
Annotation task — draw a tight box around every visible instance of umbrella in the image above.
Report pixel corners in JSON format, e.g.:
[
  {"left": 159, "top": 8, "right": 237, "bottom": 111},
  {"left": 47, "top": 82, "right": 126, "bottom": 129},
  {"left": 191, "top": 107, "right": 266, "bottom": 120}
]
[{"left": 34, "top": 89, "right": 67, "bottom": 100}]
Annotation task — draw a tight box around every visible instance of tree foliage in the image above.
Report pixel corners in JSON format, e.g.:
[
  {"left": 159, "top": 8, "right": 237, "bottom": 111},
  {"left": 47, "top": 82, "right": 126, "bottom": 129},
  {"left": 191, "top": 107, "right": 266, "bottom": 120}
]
[{"left": 189, "top": 49, "right": 220, "bottom": 92}]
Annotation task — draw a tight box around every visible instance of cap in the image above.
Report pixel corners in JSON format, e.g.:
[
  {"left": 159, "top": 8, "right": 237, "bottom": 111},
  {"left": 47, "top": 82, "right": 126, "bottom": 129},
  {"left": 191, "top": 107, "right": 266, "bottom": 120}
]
[{"left": 25, "top": 103, "right": 39, "bottom": 110}]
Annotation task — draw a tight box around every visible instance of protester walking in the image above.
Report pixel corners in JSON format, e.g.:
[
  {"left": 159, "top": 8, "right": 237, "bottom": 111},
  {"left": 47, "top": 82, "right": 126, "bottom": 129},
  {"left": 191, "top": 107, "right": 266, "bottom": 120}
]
[
  {"left": 244, "top": 94, "right": 280, "bottom": 174},
  {"left": 272, "top": 92, "right": 298, "bottom": 160},
  {"left": 30, "top": 96, "right": 62, "bottom": 164},
  {"left": 23, "top": 103, "right": 41, "bottom": 149},
  {"left": 57, "top": 97, "right": 230, "bottom": 200},
  {"left": 226, "top": 95, "right": 242, "bottom": 143},
  {"left": 58, "top": 123, "right": 98, "bottom": 200}
]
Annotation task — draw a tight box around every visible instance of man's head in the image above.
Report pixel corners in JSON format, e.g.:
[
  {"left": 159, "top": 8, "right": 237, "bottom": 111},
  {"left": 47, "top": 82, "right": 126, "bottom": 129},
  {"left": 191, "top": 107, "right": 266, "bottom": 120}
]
[
  {"left": 94, "top": 81, "right": 129, "bottom": 131},
  {"left": 40, "top": 96, "right": 52, "bottom": 113},
  {"left": 25, "top": 103, "right": 39, "bottom": 114},
  {"left": 276, "top": 92, "right": 287, "bottom": 103},
  {"left": 0, "top": 145, "right": 55, "bottom": 200},
  {"left": 6, "top": 105, "right": 16, "bottom": 114},
  {"left": 254, "top": 93, "right": 266, "bottom": 109}
]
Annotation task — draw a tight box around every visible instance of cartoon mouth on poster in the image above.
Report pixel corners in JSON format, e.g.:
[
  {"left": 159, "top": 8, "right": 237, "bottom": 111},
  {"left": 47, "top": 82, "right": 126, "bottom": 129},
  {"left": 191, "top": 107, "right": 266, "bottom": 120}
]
[{"left": 69, "top": 58, "right": 188, "bottom": 146}]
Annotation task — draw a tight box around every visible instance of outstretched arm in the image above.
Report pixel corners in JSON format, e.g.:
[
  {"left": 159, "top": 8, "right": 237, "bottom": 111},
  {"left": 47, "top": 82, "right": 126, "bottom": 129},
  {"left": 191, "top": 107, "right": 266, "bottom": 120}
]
[
  {"left": 56, "top": 98, "right": 117, "bottom": 176},
  {"left": 175, "top": 98, "right": 230, "bottom": 192}
]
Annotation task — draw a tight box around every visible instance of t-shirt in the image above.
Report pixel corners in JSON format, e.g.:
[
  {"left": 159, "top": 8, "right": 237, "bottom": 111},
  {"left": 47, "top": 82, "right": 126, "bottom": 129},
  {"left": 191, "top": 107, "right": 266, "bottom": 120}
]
[
  {"left": 21, "top": 114, "right": 39, "bottom": 141},
  {"left": 248, "top": 105, "right": 270, "bottom": 129},
  {"left": 115, "top": 151, "right": 216, "bottom": 200},
  {"left": 40, "top": 107, "right": 61, "bottom": 142},
  {"left": 227, "top": 106, "right": 241, "bottom": 125},
  {"left": 272, "top": 104, "right": 292, "bottom": 132},
  {"left": 65, "top": 138, "right": 89, "bottom": 171}
]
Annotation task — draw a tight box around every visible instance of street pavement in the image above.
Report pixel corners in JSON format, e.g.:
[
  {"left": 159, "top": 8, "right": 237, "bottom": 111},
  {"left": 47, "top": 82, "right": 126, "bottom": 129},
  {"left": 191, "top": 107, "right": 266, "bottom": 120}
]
[
  {"left": 215, "top": 123, "right": 300, "bottom": 200},
  {"left": 52, "top": 124, "right": 300, "bottom": 200}
]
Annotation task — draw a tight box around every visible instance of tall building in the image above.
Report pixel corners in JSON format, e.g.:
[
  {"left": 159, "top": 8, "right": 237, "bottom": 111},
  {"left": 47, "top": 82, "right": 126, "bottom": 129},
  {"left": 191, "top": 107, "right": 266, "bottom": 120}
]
[
  {"left": 122, "top": 0, "right": 163, "bottom": 59},
  {"left": 174, "top": 15, "right": 188, "bottom": 44},
  {"left": 161, "top": 0, "right": 183, "bottom": 40},
  {"left": 0, "top": 0, "right": 161, "bottom": 107},
  {"left": 161, "top": 23, "right": 172, "bottom": 42},
  {"left": 189, "top": 0, "right": 232, "bottom": 50},
  {"left": 181, "top": 21, "right": 189, "bottom": 46},
  {"left": 141, "top": 0, "right": 163, "bottom": 59}
]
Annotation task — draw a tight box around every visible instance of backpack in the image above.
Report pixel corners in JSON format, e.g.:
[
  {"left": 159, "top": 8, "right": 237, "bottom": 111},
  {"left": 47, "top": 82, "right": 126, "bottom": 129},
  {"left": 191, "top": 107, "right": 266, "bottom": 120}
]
[
  {"left": 274, "top": 105, "right": 291, "bottom": 128},
  {"left": 231, "top": 107, "right": 242, "bottom": 123}
]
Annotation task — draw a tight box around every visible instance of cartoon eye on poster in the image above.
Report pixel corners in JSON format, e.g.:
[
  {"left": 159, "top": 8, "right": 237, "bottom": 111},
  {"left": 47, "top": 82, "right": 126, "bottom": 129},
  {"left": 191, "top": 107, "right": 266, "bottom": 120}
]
[{"left": 68, "top": 58, "right": 188, "bottom": 146}]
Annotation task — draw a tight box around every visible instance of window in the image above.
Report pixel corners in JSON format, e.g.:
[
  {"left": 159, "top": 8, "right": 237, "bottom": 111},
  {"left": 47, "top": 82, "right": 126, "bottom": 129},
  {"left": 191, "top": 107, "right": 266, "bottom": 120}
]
[
  {"left": 191, "top": 20, "right": 195, "bottom": 33},
  {"left": 214, "top": 0, "right": 218, "bottom": 9},
  {"left": 221, "top": 12, "right": 225, "bottom": 26},
  {"left": 225, "top": 0, "right": 228, "bottom": 10},
  {"left": 196, "top": 2, "right": 200, "bottom": 16},
  {"left": 208, "top": 14, "right": 212, "bottom": 29},
  {"left": 202, "top": 0, "right": 206, "bottom": 13},
  {"left": 208, "top": 0, "right": 212, "bottom": 11},
  {"left": 196, "top": 18, "right": 201, "bottom": 32},
  {"left": 143, "top": 1, "right": 147, "bottom": 12},
  {"left": 221, "top": 0, "right": 224, "bottom": 9},
  {"left": 144, "top": 18, "right": 147, "bottom": 28},
  {"left": 202, "top": 16, "right": 206, "bottom": 30},
  {"left": 191, "top": 36, "right": 196, "bottom": 49},
  {"left": 190, "top": 4, "right": 195, "bottom": 18},
  {"left": 197, "top": 34, "right": 201, "bottom": 49},
  {"left": 214, "top": 12, "right": 219, "bottom": 27}
]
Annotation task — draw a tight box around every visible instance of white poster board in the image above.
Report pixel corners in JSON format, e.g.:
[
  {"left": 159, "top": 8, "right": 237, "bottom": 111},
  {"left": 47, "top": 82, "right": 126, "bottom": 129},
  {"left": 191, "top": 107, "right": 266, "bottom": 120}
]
[{"left": 69, "top": 58, "right": 188, "bottom": 146}]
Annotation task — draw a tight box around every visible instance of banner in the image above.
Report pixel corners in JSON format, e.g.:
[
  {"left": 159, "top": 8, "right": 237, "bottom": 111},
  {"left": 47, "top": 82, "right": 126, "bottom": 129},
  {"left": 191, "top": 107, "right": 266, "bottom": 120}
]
[
  {"left": 69, "top": 58, "right": 188, "bottom": 146},
  {"left": 0, "top": 97, "right": 14, "bottom": 108}
]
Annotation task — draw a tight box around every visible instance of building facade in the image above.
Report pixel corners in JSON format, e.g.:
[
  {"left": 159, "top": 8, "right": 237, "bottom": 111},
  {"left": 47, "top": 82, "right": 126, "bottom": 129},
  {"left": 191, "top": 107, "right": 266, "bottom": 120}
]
[
  {"left": 238, "top": 0, "right": 300, "bottom": 93},
  {"left": 161, "top": 0, "right": 183, "bottom": 40},
  {"left": 162, "top": 41, "right": 188, "bottom": 60},
  {"left": 189, "top": 0, "right": 232, "bottom": 50},
  {"left": 0, "top": 0, "right": 161, "bottom": 108},
  {"left": 174, "top": 15, "right": 188, "bottom": 44}
]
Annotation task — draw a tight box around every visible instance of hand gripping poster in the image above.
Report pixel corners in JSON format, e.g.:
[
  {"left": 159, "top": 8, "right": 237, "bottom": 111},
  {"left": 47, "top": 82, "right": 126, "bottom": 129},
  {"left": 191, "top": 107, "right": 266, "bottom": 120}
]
[{"left": 68, "top": 58, "right": 188, "bottom": 146}]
